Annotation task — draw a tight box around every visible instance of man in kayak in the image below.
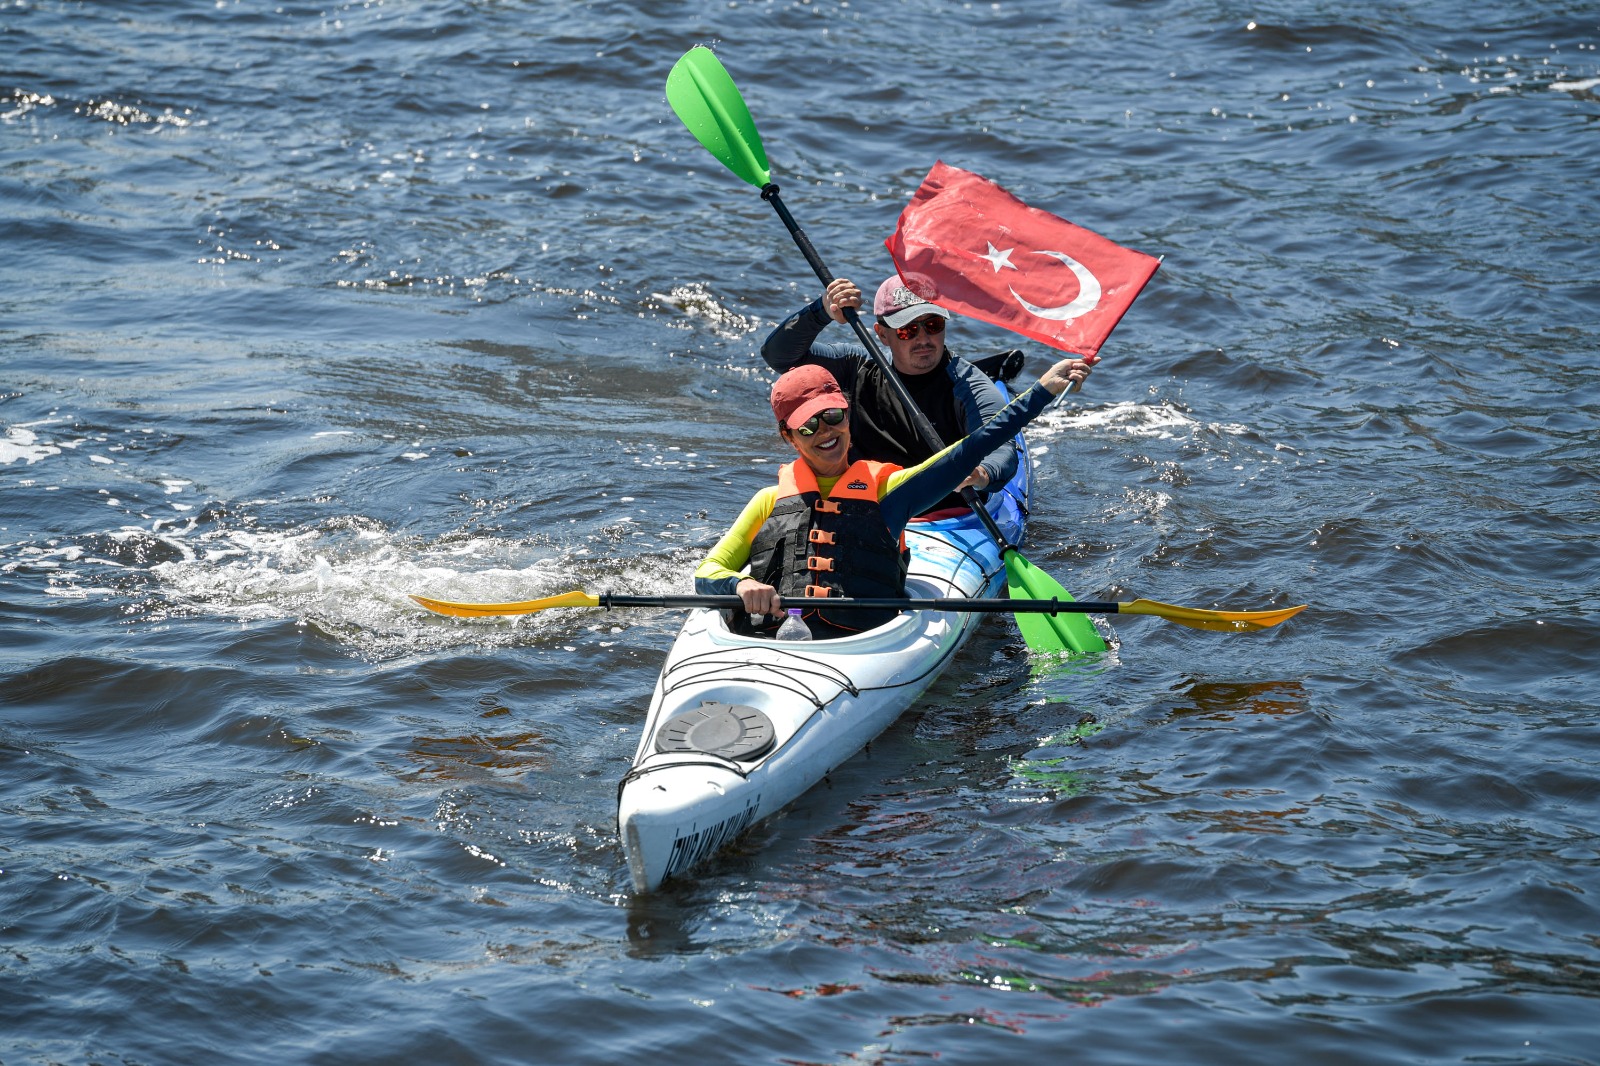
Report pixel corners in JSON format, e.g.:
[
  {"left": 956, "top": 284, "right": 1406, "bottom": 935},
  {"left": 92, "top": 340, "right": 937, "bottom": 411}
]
[
  {"left": 694, "top": 357, "right": 1093, "bottom": 638},
  {"left": 761, "top": 272, "right": 1017, "bottom": 507}
]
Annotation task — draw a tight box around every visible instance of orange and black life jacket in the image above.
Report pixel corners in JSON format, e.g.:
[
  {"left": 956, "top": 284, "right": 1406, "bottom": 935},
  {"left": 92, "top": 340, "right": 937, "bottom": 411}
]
[{"left": 741, "top": 459, "right": 909, "bottom": 635}]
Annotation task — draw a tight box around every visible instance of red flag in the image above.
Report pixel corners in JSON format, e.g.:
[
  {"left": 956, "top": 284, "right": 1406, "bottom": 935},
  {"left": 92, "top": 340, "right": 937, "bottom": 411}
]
[{"left": 885, "top": 161, "right": 1159, "bottom": 357}]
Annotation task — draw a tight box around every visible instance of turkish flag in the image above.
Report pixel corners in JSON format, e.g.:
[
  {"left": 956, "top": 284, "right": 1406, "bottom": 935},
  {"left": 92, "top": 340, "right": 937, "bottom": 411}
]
[{"left": 885, "top": 161, "right": 1160, "bottom": 357}]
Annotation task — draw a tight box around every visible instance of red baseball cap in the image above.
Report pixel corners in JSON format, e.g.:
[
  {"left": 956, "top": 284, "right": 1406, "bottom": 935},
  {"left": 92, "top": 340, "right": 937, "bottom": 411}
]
[{"left": 770, "top": 364, "right": 849, "bottom": 429}]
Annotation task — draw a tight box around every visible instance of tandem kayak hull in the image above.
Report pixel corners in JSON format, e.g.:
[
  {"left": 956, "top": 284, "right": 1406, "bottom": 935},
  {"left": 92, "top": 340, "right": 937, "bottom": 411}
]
[{"left": 618, "top": 464, "right": 1029, "bottom": 894}]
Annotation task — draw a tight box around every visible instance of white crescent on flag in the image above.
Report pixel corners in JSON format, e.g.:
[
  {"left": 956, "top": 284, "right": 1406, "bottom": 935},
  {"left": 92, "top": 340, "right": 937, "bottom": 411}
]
[{"left": 1009, "top": 250, "right": 1102, "bottom": 323}]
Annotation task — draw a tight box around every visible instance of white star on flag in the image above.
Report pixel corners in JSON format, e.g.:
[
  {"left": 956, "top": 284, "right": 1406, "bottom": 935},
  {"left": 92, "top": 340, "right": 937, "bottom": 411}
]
[{"left": 980, "top": 242, "right": 1016, "bottom": 272}]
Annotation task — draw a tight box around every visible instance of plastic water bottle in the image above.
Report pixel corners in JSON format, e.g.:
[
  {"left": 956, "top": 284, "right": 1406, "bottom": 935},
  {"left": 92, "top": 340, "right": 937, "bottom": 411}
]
[{"left": 775, "top": 607, "right": 811, "bottom": 641}]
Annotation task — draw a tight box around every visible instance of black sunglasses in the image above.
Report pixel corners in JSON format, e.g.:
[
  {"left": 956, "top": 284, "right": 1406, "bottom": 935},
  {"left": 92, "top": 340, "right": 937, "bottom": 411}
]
[
  {"left": 795, "top": 408, "right": 847, "bottom": 437},
  {"left": 890, "top": 316, "right": 947, "bottom": 341}
]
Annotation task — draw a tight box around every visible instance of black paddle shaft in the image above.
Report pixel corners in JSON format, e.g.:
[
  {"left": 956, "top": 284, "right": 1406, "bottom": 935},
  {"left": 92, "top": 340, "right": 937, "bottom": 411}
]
[
  {"left": 597, "top": 592, "right": 1114, "bottom": 615},
  {"left": 758, "top": 182, "right": 1019, "bottom": 553}
]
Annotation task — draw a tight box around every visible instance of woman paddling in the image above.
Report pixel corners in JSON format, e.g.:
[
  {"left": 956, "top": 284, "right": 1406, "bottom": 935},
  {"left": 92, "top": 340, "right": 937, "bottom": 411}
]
[{"left": 694, "top": 357, "right": 1093, "bottom": 638}]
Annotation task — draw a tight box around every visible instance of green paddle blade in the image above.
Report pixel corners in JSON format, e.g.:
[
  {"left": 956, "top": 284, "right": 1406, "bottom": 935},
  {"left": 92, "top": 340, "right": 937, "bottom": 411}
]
[
  {"left": 666, "top": 46, "right": 771, "bottom": 188},
  {"left": 1005, "top": 550, "right": 1109, "bottom": 654}
]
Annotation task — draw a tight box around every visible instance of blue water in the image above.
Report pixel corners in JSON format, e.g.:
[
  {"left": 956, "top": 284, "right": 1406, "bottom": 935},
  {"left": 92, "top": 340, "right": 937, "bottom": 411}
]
[{"left": 4, "top": 2, "right": 1598, "bottom": 1063}]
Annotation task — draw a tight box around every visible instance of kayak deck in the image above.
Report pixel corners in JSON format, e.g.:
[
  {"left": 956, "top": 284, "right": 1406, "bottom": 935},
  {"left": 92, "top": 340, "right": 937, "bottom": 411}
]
[{"left": 618, "top": 437, "right": 1031, "bottom": 892}]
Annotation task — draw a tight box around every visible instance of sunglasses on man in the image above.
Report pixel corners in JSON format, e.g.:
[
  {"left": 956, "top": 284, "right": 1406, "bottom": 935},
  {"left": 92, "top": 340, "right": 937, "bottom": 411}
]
[
  {"left": 795, "top": 408, "right": 847, "bottom": 437},
  {"left": 888, "top": 316, "right": 946, "bottom": 341}
]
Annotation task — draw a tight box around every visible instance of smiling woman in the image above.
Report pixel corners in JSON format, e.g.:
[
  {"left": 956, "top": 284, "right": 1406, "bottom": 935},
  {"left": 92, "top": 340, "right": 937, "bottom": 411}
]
[{"left": 774, "top": 364, "right": 853, "bottom": 479}]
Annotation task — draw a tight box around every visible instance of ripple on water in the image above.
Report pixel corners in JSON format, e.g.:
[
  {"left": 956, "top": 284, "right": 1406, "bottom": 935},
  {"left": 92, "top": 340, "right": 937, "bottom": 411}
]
[{"left": 1394, "top": 617, "right": 1597, "bottom": 700}]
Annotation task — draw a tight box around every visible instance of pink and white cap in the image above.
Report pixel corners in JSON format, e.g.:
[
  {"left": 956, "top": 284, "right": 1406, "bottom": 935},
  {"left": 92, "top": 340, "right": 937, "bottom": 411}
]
[{"left": 873, "top": 272, "right": 952, "bottom": 329}]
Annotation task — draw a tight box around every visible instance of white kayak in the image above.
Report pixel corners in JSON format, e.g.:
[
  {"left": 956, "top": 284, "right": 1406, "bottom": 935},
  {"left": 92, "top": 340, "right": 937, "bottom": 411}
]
[{"left": 618, "top": 444, "right": 1030, "bottom": 893}]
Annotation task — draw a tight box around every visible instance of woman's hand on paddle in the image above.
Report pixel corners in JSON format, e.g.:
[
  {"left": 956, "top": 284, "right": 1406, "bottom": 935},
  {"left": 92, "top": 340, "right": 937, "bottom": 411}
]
[
  {"left": 823, "top": 278, "right": 862, "bottom": 324},
  {"left": 1039, "top": 354, "right": 1098, "bottom": 395},
  {"left": 958, "top": 466, "right": 991, "bottom": 492},
  {"left": 736, "top": 577, "right": 783, "bottom": 616}
]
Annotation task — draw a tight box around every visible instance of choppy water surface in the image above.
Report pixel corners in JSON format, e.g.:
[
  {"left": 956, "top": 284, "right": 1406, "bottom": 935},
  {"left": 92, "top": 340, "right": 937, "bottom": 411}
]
[{"left": 4, "top": 2, "right": 1598, "bottom": 1063}]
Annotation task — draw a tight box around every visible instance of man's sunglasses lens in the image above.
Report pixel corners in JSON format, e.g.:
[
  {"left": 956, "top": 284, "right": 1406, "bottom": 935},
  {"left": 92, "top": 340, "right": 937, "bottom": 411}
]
[{"left": 894, "top": 317, "right": 947, "bottom": 340}]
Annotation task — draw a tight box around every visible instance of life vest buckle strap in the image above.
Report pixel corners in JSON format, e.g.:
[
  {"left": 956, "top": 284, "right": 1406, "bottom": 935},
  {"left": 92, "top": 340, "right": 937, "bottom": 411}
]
[
  {"left": 813, "top": 499, "right": 842, "bottom": 514},
  {"left": 807, "top": 528, "right": 836, "bottom": 545},
  {"left": 804, "top": 584, "right": 832, "bottom": 598},
  {"left": 806, "top": 556, "right": 835, "bottom": 572}
]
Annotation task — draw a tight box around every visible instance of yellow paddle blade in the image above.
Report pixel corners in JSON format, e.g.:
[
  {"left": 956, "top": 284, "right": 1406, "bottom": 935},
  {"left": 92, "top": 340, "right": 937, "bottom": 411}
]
[
  {"left": 408, "top": 590, "right": 599, "bottom": 618},
  {"left": 1118, "top": 599, "right": 1307, "bottom": 632}
]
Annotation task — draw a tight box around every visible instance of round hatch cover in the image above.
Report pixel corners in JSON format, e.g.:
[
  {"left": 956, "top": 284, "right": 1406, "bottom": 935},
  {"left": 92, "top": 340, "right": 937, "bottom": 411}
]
[{"left": 654, "top": 701, "right": 776, "bottom": 761}]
